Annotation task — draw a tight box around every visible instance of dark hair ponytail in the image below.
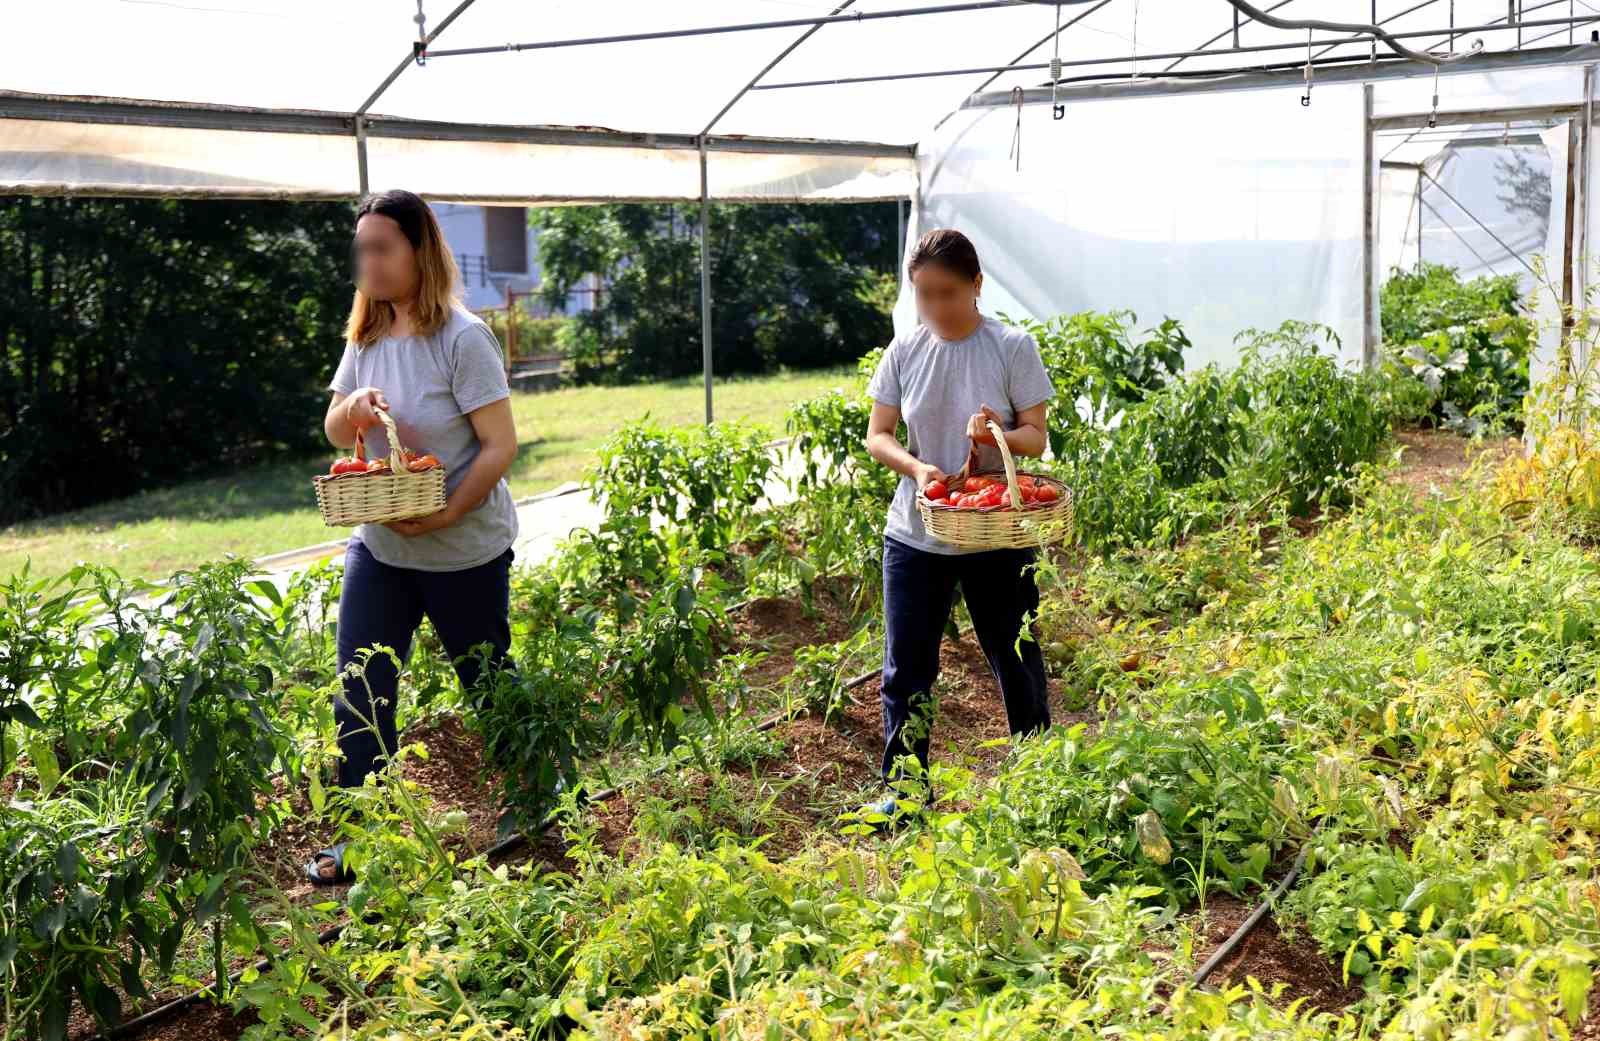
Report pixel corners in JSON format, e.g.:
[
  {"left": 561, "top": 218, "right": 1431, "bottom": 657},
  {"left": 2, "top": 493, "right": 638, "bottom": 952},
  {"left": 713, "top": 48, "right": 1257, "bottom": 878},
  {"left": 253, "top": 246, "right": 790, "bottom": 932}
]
[
  {"left": 907, "top": 228, "right": 981, "bottom": 282},
  {"left": 356, "top": 189, "right": 432, "bottom": 250}
]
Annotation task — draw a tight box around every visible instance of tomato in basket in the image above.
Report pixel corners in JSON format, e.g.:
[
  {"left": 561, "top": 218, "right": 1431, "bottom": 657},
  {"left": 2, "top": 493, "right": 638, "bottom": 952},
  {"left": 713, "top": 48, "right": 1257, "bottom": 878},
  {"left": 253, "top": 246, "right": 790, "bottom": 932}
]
[
  {"left": 924, "top": 479, "right": 948, "bottom": 501},
  {"left": 329, "top": 457, "right": 366, "bottom": 476}
]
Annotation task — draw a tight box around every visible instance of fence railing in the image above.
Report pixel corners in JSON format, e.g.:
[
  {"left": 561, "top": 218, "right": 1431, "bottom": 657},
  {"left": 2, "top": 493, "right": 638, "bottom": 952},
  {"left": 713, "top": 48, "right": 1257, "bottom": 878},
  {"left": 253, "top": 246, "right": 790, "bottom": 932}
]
[
  {"left": 458, "top": 253, "right": 491, "bottom": 287},
  {"left": 477, "top": 282, "right": 601, "bottom": 371}
]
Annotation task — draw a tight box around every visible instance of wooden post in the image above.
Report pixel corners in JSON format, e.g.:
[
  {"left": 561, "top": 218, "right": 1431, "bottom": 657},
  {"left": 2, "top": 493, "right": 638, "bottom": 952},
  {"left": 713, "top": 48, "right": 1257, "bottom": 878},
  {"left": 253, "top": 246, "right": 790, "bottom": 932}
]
[{"left": 504, "top": 281, "right": 516, "bottom": 372}]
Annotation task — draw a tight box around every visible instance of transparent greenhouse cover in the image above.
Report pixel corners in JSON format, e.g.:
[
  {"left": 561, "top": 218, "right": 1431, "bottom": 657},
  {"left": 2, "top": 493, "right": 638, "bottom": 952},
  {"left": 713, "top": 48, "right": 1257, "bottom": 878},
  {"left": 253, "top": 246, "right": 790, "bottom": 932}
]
[{"left": 5, "top": 1, "right": 1600, "bottom": 362}]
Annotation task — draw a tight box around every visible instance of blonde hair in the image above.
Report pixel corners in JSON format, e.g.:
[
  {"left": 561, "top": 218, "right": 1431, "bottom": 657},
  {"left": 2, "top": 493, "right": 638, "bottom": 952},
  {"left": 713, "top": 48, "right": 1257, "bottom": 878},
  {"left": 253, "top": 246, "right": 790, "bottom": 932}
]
[{"left": 345, "top": 189, "right": 461, "bottom": 347}]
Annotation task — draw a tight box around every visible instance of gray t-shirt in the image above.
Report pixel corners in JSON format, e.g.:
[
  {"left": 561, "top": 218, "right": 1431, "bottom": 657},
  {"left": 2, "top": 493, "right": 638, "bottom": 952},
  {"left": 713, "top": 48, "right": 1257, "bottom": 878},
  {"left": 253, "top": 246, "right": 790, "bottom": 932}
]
[
  {"left": 329, "top": 304, "right": 520, "bottom": 571},
  {"left": 866, "top": 316, "right": 1056, "bottom": 556}
]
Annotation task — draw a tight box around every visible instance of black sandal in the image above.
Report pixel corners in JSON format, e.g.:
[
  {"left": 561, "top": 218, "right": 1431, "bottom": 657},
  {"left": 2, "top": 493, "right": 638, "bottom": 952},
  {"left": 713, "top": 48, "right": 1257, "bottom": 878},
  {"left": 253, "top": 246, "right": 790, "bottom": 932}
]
[{"left": 304, "top": 842, "right": 354, "bottom": 886}]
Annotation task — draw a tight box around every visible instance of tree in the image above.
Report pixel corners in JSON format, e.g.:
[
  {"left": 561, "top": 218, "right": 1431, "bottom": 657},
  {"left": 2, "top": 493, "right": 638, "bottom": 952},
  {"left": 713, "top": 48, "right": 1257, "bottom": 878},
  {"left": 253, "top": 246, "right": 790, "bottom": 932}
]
[
  {"left": 532, "top": 202, "right": 899, "bottom": 383},
  {"left": 0, "top": 197, "right": 354, "bottom": 522}
]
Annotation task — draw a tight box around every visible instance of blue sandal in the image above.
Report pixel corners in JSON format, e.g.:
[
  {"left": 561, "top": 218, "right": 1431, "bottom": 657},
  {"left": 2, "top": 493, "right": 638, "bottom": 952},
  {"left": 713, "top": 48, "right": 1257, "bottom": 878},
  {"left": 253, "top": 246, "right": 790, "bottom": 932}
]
[{"left": 304, "top": 842, "right": 354, "bottom": 886}]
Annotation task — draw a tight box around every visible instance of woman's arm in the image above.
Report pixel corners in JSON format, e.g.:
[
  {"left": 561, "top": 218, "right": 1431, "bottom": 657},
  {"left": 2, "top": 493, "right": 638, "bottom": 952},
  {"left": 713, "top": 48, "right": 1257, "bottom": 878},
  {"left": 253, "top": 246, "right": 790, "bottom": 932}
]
[
  {"left": 325, "top": 388, "right": 390, "bottom": 448},
  {"left": 865, "top": 401, "right": 946, "bottom": 491},
  {"left": 386, "top": 397, "right": 517, "bottom": 537},
  {"left": 967, "top": 402, "right": 1048, "bottom": 459}
]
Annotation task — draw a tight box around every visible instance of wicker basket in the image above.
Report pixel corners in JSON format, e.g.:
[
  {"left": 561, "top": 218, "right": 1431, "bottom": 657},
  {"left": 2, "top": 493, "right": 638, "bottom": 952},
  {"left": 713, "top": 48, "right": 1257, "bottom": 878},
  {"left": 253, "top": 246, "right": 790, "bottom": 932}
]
[
  {"left": 312, "top": 409, "right": 447, "bottom": 526},
  {"left": 916, "top": 419, "right": 1073, "bottom": 550}
]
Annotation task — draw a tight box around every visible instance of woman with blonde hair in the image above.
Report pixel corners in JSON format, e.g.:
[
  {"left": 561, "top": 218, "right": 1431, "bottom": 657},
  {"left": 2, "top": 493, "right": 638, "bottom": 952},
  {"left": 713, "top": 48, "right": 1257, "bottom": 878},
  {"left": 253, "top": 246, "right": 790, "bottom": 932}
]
[{"left": 307, "top": 189, "right": 520, "bottom": 885}]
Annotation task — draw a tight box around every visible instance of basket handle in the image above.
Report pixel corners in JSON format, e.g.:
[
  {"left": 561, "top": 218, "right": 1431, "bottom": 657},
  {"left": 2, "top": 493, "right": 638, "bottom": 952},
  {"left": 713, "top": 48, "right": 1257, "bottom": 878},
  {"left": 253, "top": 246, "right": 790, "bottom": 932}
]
[
  {"left": 372, "top": 408, "right": 411, "bottom": 473},
  {"left": 986, "top": 419, "right": 1024, "bottom": 511}
]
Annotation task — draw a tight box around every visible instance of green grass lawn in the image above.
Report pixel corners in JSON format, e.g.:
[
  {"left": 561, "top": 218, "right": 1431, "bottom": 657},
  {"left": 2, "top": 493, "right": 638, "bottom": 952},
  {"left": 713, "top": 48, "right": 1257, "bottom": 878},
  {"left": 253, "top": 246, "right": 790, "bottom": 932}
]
[{"left": 0, "top": 366, "right": 857, "bottom": 583}]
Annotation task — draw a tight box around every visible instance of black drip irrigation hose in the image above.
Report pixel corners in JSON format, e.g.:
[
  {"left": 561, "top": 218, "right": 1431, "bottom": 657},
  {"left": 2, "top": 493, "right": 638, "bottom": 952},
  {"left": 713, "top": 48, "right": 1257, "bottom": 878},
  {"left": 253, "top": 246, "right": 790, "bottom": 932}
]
[
  {"left": 96, "top": 595, "right": 905, "bottom": 1040},
  {"left": 1189, "top": 839, "right": 1313, "bottom": 988}
]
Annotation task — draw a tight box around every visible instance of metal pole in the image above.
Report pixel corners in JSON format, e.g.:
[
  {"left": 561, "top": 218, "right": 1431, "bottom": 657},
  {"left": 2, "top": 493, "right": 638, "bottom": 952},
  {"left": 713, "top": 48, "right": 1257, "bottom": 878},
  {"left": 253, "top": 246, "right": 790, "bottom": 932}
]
[
  {"left": 964, "top": 41, "right": 1600, "bottom": 109},
  {"left": 356, "top": 0, "right": 480, "bottom": 115},
  {"left": 1416, "top": 175, "right": 1424, "bottom": 267},
  {"left": 701, "top": 0, "right": 856, "bottom": 137},
  {"left": 1364, "top": 83, "right": 1379, "bottom": 368},
  {"left": 699, "top": 138, "right": 714, "bottom": 427},
  {"left": 355, "top": 117, "right": 369, "bottom": 195},
  {"left": 1418, "top": 194, "right": 1501, "bottom": 271},
  {"left": 1418, "top": 168, "right": 1541, "bottom": 276},
  {"left": 764, "top": 18, "right": 1600, "bottom": 91},
  {"left": 1582, "top": 65, "right": 1594, "bottom": 349},
  {"left": 424, "top": 1, "right": 1024, "bottom": 58},
  {"left": 933, "top": 0, "right": 1114, "bottom": 131},
  {"left": 896, "top": 198, "right": 906, "bottom": 286}
]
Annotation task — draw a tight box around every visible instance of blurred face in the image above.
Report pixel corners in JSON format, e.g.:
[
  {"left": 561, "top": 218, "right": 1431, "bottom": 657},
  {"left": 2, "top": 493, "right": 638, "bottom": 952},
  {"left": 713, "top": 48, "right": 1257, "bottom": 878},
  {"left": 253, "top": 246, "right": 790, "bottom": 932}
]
[
  {"left": 911, "top": 263, "right": 983, "bottom": 338},
  {"left": 354, "top": 213, "right": 420, "bottom": 303}
]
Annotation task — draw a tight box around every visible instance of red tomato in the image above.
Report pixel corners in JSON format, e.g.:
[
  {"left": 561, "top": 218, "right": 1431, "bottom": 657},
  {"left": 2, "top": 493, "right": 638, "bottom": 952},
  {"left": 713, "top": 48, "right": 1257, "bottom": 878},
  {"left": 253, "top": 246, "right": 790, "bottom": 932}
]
[
  {"left": 329, "top": 457, "right": 366, "bottom": 476},
  {"left": 366, "top": 459, "right": 390, "bottom": 473},
  {"left": 965, "top": 476, "right": 992, "bottom": 491},
  {"left": 925, "top": 480, "right": 948, "bottom": 501},
  {"left": 407, "top": 454, "right": 441, "bottom": 472},
  {"left": 980, "top": 487, "right": 1004, "bottom": 509},
  {"left": 1033, "top": 484, "right": 1060, "bottom": 503}
]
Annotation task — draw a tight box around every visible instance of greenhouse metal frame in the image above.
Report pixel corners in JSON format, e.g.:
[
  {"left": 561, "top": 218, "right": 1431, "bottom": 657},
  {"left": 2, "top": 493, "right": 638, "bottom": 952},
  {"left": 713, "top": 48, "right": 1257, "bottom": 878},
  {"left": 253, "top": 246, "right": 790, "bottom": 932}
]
[{"left": 6, "top": 0, "right": 1600, "bottom": 416}]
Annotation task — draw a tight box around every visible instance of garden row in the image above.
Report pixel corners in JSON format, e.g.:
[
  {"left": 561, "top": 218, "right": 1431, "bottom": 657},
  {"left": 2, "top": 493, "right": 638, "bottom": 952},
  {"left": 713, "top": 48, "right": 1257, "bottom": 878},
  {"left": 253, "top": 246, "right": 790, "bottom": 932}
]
[{"left": 1, "top": 286, "right": 1574, "bottom": 1040}]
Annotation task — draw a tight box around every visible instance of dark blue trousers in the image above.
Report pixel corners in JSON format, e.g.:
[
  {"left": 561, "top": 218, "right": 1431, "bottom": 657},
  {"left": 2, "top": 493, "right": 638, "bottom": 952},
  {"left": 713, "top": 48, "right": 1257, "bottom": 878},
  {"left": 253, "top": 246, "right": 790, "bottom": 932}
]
[
  {"left": 880, "top": 536, "right": 1050, "bottom": 782},
  {"left": 334, "top": 538, "right": 514, "bottom": 789}
]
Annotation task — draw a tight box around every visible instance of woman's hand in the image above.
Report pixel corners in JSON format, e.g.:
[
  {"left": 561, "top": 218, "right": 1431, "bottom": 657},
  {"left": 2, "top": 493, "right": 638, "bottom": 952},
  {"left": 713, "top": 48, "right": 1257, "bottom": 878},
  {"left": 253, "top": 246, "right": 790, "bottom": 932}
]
[
  {"left": 913, "top": 462, "right": 947, "bottom": 493},
  {"left": 344, "top": 387, "right": 390, "bottom": 431},
  {"left": 966, "top": 403, "right": 1005, "bottom": 445},
  {"left": 384, "top": 505, "right": 460, "bottom": 538}
]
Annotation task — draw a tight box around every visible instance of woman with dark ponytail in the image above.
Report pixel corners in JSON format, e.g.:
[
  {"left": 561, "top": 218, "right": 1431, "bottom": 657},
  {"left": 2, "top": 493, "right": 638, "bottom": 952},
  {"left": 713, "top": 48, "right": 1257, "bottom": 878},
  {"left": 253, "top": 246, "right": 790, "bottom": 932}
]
[{"left": 859, "top": 228, "right": 1056, "bottom": 827}]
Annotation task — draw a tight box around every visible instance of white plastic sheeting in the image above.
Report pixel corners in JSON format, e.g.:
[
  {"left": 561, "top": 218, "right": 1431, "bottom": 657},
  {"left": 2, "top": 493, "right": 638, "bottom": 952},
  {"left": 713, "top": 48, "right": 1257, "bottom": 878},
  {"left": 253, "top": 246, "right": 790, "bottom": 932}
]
[
  {"left": 7, "top": 0, "right": 1600, "bottom": 375},
  {"left": 7, "top": 1, "right": 1593, "bottom": 146},
  {"left": 1379, "top": 141, "right": 1552, "bottom": 285},
  {"left": 0, "top": 115, "right": 915, "bottom": 203},
  {"left": 900, "top": 83, "right": 1368, "bottom": 367}
]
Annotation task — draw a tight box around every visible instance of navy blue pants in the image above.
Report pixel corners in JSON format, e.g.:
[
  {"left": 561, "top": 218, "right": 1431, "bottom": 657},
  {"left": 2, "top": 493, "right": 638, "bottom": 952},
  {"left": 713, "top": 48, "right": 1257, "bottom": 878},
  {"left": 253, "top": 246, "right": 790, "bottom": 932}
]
[
  {"left": 879, "top": 536, "right": 1050, "bottom": 782},
  {"left": 334, "top": 538, "right": 515, "bottom": 789}
]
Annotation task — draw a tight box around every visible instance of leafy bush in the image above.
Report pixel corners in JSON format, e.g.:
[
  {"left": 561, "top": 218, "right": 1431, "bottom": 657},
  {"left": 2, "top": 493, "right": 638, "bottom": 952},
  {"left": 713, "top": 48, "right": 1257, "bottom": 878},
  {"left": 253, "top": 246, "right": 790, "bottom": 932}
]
[
  {"left": 1055, "top": 321, "right": 1391, "bottom": 550},
  {"left": 1005, "top": 310, "right": 1189, "bottom": 453},
  {"left": 0, "top": 561, "right": 304, "bottom": 1039},
  {"left": 480, "top": 306, "right": 568, "bottom": 363},
  {"left": 586, "top": 420, "right": 776, "bottom": 553},
  {"left": 1380, "top": 263, "right": 1535, "bottom": 433}
]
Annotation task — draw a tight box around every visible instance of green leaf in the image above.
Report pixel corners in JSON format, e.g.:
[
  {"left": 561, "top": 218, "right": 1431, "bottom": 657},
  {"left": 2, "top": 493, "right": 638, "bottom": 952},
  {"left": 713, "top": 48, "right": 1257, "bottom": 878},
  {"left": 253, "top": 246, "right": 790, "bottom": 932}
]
[
  {"left": 0, "top": 934, "right": 17, "bottom": 976},
  {"left": 55, "top": 841, "right": 81, "bottom": 881},
  {"left": 84, "top": 975, "right": 122, "bottom": 1026},
  {"left": 247, "top": 579, "right": 282, "bottom": 607},
  {"left": 1560, "top": 960, "right": 1591, "bottom": 1025},
  {"left": 195, "top": 873, "right": 227, "bottom": 926},
  {"left": 144, "top": 775, "right": 173, "bottom": 817},
  {"left": 41, "top": 990, "right": 68, "bottom": 1041},
  {"left": 180, "top": 725, "right": 218, "bottom": 810},
  {"left": 158, "top": 923, "right": 183, "bottom": 972},
  {"left": 8, "top": 699, "right": 42, "bottom": 729},
  {"left": 25, "top": 733, "right": 60, "bottom": 792}
]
